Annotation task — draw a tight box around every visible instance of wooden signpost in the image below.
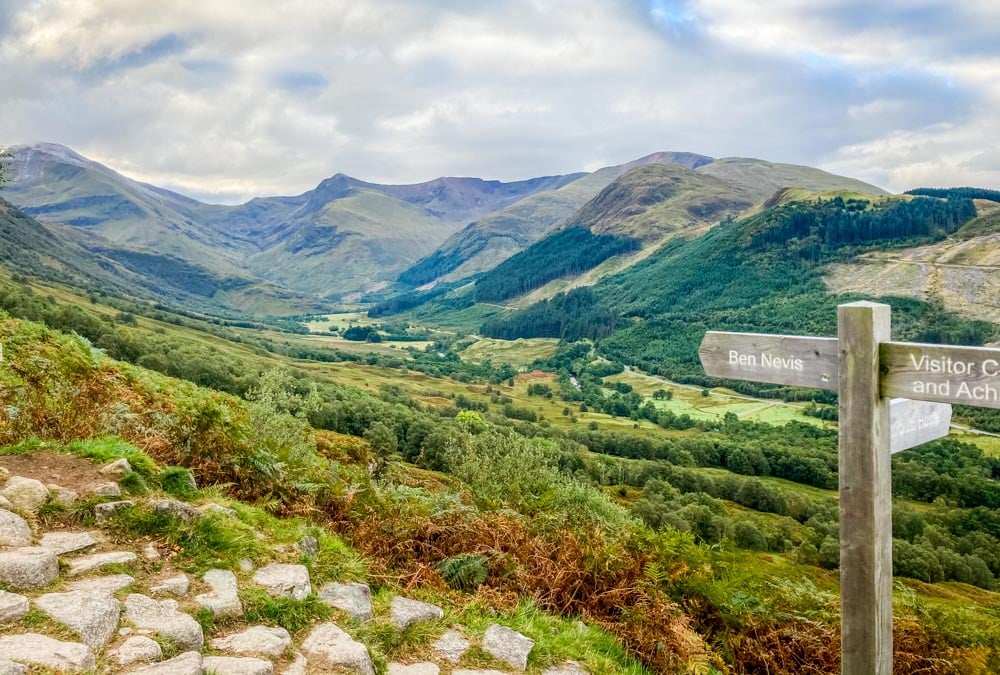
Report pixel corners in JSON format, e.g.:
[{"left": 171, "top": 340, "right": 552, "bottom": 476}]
[{"left": 697, "top": 301, "right": 1000, "bottom": 674}]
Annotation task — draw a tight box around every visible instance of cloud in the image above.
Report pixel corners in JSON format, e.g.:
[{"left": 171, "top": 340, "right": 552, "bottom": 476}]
[{"left": 0, "top": 0, "right": 996, "bottom": 203}]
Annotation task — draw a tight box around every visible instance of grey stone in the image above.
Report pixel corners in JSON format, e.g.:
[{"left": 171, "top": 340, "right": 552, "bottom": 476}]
[
  {"left": 151, "top": 573, "right": 190, "bottom": 596},
  {"left": 0, "top": 660, "right": 27, "bottom": 675},
  {"left": 0, "top": 497, "right": 12, "bottom": 511},
  {"left": 195, "top": 569, "right": 243, "bottom": 618},
  {"left": 542, "top": 662, "right": 588, "bottom": 674},
  {"left": 482, "top": 623, "right": 534, "bottom": 672},
  {"left": 300, "top": 622, "right": 374, "bottom": 675},
  {"left": 153, "top": 499, "right": 202, "bottom": 521},
  {"left": 108, "top": 635, "right": 162, "bottom": 666},
  {"left": 390, "top": 597, "right": 444, "bottom": 630},
  {"left": 0, "top": 634, "right": 95, "bottom": 672},
  {"left": 38, "top": 531, "right": 98, "bottom": 555},
  {"left": 298, "top": 535, "right": 318, "bottom": 557},
  {"left": 95, "top": 482, "right": 122, "bottom": 497},
  {"left": 283, "top": 653, "right": 307, "bottom": 675},
  {"left": 0, "top": 591, "right": 29, "bottom": 623},
  {"left": 0, "top": 547, "right": 59, "bottom": 589},
  {"left": 94, "top": 500, "right": 134, "bottom": 522},
  {"left": 100, "top": 458, "right": 132, "bottom": 476},
  {"left": 47, "top": 484, "right": 79, "bottom": 506},
  {"left": 0, "top": 477, "right": 48, "bottom": 514},
  {"left": 67, "top": 550, "right": 136, "bottom": 576},
  {"left": 35, "top": 590, "right": 120, "bottom": 648},
  {"left": 238, "top": 558, "right": 255, "bottom": 573},
  {"left": 124, "top": 594, "right": 204, "bottom": 652},
  {"left": 0, "top": 510, "right": 31, "bottom": 548},
  {"left": 142, "top": 542, "right": 161, "bottom": 560},
  {"left": 67, "top": 573, "right": 135, "bottom": 593},
  {"left": 452, "top": 671, "right": 508, "bottom": 675},
  {"left": 201, "top": 503, "right": 238, "bottom": 518},
  {"left": 128, "top": 651, "right": 202, "bottom": 675},
  {"left": 432, "top": 629, "right": 470, "bottom": 663},
  {"left": 388, "top": 664, "right": 440, "bottom": 675},
  {"left": 210, "top": 625, "right": 292, "bottom": 658},
  {"left": 252, "top": 564, "right": 311, "bottom": 600},
  {"left": 202, "top": 656, "right": 274, "bottom": 675},
  {"left": 318, "top": 582, "right": 372, "bottom": 621}
]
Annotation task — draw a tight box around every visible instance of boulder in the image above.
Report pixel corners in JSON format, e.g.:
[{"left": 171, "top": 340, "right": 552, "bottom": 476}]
[
  {"left": 0, "top": 510, "right": 31, "bottom": 548},
  {"left": 35, "top": 590, "right": 120, "bottom": 648},
  {"left": 0, "top": 547, "right": 59, "bottom": 589},
  {"left": 196, "top": 569, "right": 243, "bottom": 618},
  {"left": 542, "top": 662, "right": 588, "bottom": 674},
  {"left": 0, "top": 591, "right": 29, "bottom": 623},
  {"left": 298, "top": 535, "right": 318, "bottom": 557},
  {"left": 211, "top": 625, "right": 292, "bottom": 658},
  {"left": 153, "top": 499, "right": 202, "bottom": 521},
  {"left": 390, "top": 597, "right": 444, "bottom": 630},
  {"left": 452, "top": 671, "right": 508, "bottom": 675},
  {"left": 94, "top": 500, "right": 134, "bottom": 522},
  {"left": 128, "top": 651, "right": 202, "bottom": 675},
  {"left": 388, "top": 664, "right": 440, "bottom": 675},
  {"left": 482, "top": 623, "right": 535, "bottom": 672},
  {"left": 318, "top": 582, "right": 373, "bottom": 621},
  {"left": 99, "top": 458, "right": 132, "bottom": 476},
  {"left": 253, "top": 563, "right": 311, "bottom": 600},
  {"left": 151, "top": 573, "right": 190, "bottom": 596},
  {"left": 108, "top": 635, "right": 162, "bottom": 666},
  {"left": 284, "top": 653, "right": 308, "bottom": 675},
  {"left": 124, "top": 594, "right": 204, "bottom": 652},
  {"left": 0, "top": 477, "right": 48, "bottom": 514},
  {"left": 202, "top": 656, "right": 274, "bottom": 675},
  {"left": 432, "top": 629, "right": 470, "bottom": 663},
  {"left": 201, "top": 503, "right": 238, "bottom": 518},
  {"left": 67, "top": 573, "right": 135, "bottom": 593},
  {"left": 38, "top": 531, "right": 98, "bottom": 555},
  {"left": 0, "top": 660, "right": 27, "bottom": 675},
  {"left": 47, "top": 485, "right": 78, "bottom": 507},
  {"left": 300, "top": 623, "right": 374, "bottom": 675},
  {"left": 0, "top": 634, "right": 95, "bottom": 672},
  {"left": 67, "top": 550, "right": 136, "bottom": 576},
  {"left": 94, "top": 482, "right": 122, "bottom": 497}
]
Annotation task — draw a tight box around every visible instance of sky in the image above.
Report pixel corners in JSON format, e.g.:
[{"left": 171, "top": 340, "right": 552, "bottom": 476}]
[{"left": 1, "top": 0, "right": 998, "bottom": 204}]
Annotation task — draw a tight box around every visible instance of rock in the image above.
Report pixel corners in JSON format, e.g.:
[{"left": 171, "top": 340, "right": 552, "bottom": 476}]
[
  {"left": 0, "top": 510, "right": 32, "bottom": 548},
  {"left": 482, "top": 624, "right": 534, "bottom": 672},
  {"left": 195, "top": 569, "right": 243, "bottom": 618},
  {"left": 300, "top": 623, "right": 374, "bottom": 675},
  {"left": 94, "top": 500, "right": 134, "bottom": 522},
  {"left": 391, "top": 597, "right": 444, "bottom": 630},
  {"left": 388, "top": 664, "right": 440, "bottom": 675},
  {"left": 0, "top": 547, "right": 59, "bottom": 589},
  {"left": 108, "top": 635, "right": 162, "bottom": 666},
  {"left": 95, "top": 482, "right": 122, "bottom": 497},
  {"left": 0, "top": 591, "right": 29, "bottom": 623},
  {"left": 0, "top": 634, "right": 95, "bottom": 672},
  {"left": 38, "top": 531, "right": 98, "bottom": 555},
  {"left": 153, "top": 499, "right": 202, "bottom": 521},
  {"left": 35, "top": 590, "right": 120, "bottom": 648},
  {"left": 542, "top": 662, "right": 588, "bottom": 674},
  {"left": 100, "top": 458, "right": 132, "bottom": 476},
  {"left": 211, "top": 625, "right": 292, "bottom": 658},
  {"left": 253, "top": 563, "right": 311, "bottom": 600},
  {"left": 0, "top": 497, "right": 12, "bottom": 511},
  {"left": 128, "top": 651, "right": 202, "bottom": 675},
  {"left": 283, "top": 653, "right": 307, "bottom": 675},
  {"left": 67, "top": 574, "right": 135, "bottom": 593},
  {"left": 47, "top": 484, "right": 79, "bottom": 506},
  {"left": 203, "top": 656, "right": 274, "bottom": 675},
  {"left": 432, "top": 629, "right": 470, "bottom": 663},
  {"left": 67, "top": 550, "right": 137, "bottom": 576},
  {"left": 0, "top": 477, "right": 48, "bottom": 514},
  {"left": 238, "top": 558, "right": 255, "bottom": 573},
  {"left": 201, "top": 503, "right": 238, "bottom": 518},
  {"left": 0, "top": 660, "right": 27, "bottom": 675},
  {"left": 151, "top": 573, "right": 189, "bottom": 596},
  {"left": 452, "top": 671, "right": 508, "bottom": 675},
  {"left": 124, "top": 594, "right": 204, "bottom": 652},
  {"left": 318, "top": 582, "right": 373, "bottom": 621},
  {"left": 298, "top": 535, "right": 318, "bottom": 557}
]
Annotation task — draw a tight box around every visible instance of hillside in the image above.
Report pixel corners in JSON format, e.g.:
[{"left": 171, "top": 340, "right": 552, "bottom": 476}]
[
  {"left": 398, "top": 152, "right": 715, "bottom": 287},
  {"left": 696, "top": 157, "right": 889, "bottom": 202}
]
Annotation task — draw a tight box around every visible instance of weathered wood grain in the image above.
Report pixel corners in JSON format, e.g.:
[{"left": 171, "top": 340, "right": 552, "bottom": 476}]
[
  {"left": 881, "top": 341, "right": 1000, "bottom": 409},
  {"left": 698, "top": 331, "right": 839, "bottom": 390},
  {"left": 888, "top": 398, "right": 952, "bottom": 454},
  {"left": 838, "top": 301, "right": 893, "bottom": 675}
]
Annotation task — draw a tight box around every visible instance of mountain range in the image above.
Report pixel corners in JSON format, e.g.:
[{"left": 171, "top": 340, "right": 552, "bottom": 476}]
[{"left": 4, "top": 142, "right": 889, "bottom": 314}]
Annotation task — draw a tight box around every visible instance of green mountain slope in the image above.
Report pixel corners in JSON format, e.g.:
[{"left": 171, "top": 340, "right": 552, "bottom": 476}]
[{"left": 696, "top": 157, "right": 889, "bottom": 202}]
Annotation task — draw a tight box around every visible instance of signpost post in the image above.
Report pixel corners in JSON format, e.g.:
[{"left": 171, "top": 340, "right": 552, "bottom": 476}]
[{"left": 695, "top": 300, "right": 1000, "bottom": 674}]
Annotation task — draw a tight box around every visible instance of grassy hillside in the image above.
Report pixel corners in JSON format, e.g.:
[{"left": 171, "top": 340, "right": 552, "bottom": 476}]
[{"left": 697, "top": 157, "right": 888, "bottom": 202}]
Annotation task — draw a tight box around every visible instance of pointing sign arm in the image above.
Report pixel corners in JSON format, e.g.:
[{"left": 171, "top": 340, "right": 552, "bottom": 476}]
[
  {"left": 699, "top": 331, "right": 839, "bottom": 391},
  {"left": 881, "top": 341, "right": 1000, "bottom": 409}
]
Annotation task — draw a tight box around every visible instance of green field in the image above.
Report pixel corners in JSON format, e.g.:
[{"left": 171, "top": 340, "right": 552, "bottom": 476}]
[{"left": 460, "top": 337, "right": 560, "bottom": 369}]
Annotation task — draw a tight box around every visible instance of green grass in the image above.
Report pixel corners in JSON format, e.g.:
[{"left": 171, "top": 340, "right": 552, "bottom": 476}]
[
  {"left": 460, "top": 337, "right": 560, "bottom": 369},
  {"left": 239, "top": 587, "right": 332, "bottom": 634},
  {"left": 65, "top": 437, "right": 159, "bottom": 477}
]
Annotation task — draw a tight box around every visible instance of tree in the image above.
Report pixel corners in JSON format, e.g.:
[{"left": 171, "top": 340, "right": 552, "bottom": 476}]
[
  {"left": 364, "top": 421, "right": 398, "bottom": 478},
  {"left": 0, "top": 147, "right": 12, "bottom": 189}
]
